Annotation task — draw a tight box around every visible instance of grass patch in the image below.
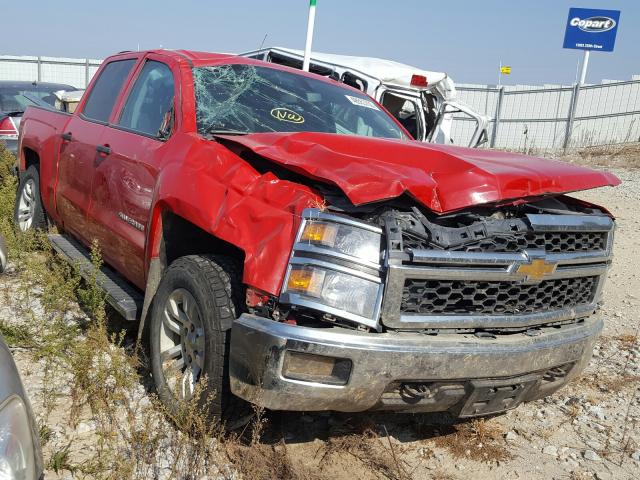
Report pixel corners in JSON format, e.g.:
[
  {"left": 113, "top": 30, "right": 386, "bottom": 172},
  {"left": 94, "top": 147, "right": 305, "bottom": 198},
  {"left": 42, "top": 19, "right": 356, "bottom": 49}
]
[
  {"left": 0, "top": 319, "right": 34, "bottom": 347},
  {"left": 48, "top": 444, "right": 75, "bottom": 475},
  {"left": 0, "top": 144, "right": 17, "bottom": 247}
]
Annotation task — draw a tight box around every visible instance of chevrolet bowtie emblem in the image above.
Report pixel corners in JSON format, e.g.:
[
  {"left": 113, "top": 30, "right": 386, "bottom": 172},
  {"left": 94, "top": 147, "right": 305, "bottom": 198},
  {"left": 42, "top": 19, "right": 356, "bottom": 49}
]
[{"left": 516, "top": 258, "right": 557, "bottom": 281}]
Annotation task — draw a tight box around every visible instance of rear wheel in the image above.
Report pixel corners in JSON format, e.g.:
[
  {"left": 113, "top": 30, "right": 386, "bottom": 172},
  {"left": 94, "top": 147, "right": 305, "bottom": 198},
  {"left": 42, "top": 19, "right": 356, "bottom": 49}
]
[
  {"left": 14, "top": 165, "right": 46, "bottom": 231},
  {"left": 149, "top": 255, "right": 242, "bottom": 418}
]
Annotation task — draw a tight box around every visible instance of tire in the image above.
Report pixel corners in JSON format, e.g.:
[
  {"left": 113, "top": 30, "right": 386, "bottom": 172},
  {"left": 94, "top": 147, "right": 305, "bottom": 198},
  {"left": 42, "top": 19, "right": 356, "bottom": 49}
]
[
  {"left": 149, "top": 254, "right": 242, "bottom": 419},
  {"left": 14, "top": 165, "right": 47, "bottom": 232}
]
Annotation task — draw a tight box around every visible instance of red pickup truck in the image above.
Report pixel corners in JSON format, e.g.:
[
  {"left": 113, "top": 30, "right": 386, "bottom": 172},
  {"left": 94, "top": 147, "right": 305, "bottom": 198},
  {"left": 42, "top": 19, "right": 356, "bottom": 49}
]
[{"left": 15, "top": 49, "right": 619, "bottom": 419}]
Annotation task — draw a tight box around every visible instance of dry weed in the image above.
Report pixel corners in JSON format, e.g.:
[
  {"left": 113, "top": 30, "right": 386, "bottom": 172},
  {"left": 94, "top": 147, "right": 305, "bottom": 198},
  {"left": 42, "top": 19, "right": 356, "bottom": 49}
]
[
  {"left": 431, "top": 419, "right": 511, "bottom": 462},
  {"left": 429, "top": 470, "right": 457, "bottom": 480},
  {"left": 574, "top": 142, "right": 640, "bottom": 169},
  {"left": 576, "top": 371, "right": 640, "bottom": 394},
  {"left": 317, "top": 427, "right": 412, "bottom": 480},
  {"left": 615, "top": 333, "right": 638, "bottom": 350}
]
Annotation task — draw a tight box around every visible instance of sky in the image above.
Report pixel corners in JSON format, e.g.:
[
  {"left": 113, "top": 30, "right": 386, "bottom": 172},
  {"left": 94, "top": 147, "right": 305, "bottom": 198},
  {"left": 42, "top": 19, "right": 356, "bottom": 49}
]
[{"left": 2, "top": 0, "right": 638, "bottom": 86}]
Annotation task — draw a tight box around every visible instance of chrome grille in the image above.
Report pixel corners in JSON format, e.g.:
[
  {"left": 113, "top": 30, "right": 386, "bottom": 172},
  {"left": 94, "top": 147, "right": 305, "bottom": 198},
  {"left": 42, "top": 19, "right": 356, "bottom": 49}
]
[
  {"left": 402, "top": 231, "right": 607, "bottom": 253},
  {"left": 381, "top": 214, "right": 614, "bottom": 331},
  {"left": 401, "top": 277, "right": 598, "bottom": 315}
]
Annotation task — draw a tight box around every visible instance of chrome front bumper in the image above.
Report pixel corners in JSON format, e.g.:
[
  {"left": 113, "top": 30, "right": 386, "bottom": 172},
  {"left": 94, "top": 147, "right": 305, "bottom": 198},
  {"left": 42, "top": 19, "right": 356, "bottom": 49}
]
[{"left": 229, "top": 313, "right": 602, "bottom": 414}]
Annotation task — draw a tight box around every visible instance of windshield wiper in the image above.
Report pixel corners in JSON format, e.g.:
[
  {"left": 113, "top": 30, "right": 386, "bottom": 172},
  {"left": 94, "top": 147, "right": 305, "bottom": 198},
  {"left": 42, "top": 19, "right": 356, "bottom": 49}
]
[{"left": 204, "top": 128, "right": 251, "bottom": 136}]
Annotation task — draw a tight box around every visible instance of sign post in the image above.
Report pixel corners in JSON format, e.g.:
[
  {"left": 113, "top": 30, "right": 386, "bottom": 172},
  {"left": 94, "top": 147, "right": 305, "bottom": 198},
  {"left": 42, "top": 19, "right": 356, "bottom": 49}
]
[
  {"left": 562, "top": 8, "right": 620, "bottom": 150},
  {"left": 563, "top": 7, "right": 620, "bottom": 84},
  {"left": 579, "top": 50, "right": 590, "bottom": 85}
]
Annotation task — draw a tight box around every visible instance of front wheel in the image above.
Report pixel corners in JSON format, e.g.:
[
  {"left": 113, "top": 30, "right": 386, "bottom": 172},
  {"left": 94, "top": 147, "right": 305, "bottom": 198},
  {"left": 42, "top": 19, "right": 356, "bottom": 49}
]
[
  {"left": 149, "top": 255, "right": 241, "bottom": 418},
  {"left": 14, "top": 165, "right": 46, "bottom": 231}
]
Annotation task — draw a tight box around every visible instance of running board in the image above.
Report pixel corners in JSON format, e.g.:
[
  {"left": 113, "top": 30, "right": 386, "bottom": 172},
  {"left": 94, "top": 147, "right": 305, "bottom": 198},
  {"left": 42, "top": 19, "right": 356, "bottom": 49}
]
[{"left": 48, "top": 234, "right": 143, "bottom": 321}]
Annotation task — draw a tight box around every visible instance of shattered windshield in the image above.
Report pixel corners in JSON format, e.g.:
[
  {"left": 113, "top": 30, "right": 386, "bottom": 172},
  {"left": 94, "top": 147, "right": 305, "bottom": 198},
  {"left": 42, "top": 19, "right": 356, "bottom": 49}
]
[{"left": 193, "top": 64, "right": 407, "bottom": 139}]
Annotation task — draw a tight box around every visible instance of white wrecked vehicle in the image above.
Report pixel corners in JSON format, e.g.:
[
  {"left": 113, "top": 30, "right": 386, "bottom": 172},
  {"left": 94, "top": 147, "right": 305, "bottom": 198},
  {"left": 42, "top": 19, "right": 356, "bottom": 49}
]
[
  {"left": 53, "top": 89, "right": 84, "bottom": 113},
  {"left": 242, "top": 47, "right": 489, "bottom": 147}
]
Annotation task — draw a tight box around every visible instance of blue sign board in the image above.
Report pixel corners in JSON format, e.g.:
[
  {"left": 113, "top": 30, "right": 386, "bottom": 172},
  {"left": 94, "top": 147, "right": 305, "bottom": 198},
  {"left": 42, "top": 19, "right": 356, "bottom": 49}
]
[{"left": 563, "top": 8, "right": 620, "bottom": 52}]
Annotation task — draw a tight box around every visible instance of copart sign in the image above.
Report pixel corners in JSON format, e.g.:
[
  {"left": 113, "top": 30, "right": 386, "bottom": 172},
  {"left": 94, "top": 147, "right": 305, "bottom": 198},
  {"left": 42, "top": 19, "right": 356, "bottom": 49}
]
[{"left": 563, "top": 7, "right": 620, "bottom": 52}]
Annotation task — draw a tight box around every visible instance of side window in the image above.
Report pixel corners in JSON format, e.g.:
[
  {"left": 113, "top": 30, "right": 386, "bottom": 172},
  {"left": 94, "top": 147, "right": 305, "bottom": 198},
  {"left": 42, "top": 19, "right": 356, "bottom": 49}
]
[
  {"left": 380, "top": 92, "right": 422, "bottom": 139},
  {"left": 118, "top": 61, "right": 175, "bottom": 137},
  {"left": 341, "top": 72, "right": 368, "bottom": 92},
  {"left": 82, "top": 59, "right": 136, "bottom": 122}
]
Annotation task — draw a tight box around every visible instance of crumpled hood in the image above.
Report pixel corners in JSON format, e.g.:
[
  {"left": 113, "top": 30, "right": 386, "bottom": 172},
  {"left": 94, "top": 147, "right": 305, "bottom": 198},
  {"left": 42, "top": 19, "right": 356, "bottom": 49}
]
[{"left": 218, "top": 132, "right": 620, "bottom": 213}]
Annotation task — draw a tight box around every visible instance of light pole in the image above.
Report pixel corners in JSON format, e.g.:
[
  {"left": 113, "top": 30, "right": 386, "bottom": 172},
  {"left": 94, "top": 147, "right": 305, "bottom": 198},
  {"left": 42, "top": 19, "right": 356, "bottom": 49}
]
[{"left": 302, "top": 0, "right": 317, "bottom": 72}]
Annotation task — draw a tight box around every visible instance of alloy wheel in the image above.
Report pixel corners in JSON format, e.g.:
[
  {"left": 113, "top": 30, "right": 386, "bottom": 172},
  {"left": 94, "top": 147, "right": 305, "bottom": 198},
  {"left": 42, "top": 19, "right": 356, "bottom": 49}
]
[
  {"left": 17, "top": 179, "right": 36, "bottom": 231},
  {"left": 159, "top": 288, "right": 206, "bottom": 400}
]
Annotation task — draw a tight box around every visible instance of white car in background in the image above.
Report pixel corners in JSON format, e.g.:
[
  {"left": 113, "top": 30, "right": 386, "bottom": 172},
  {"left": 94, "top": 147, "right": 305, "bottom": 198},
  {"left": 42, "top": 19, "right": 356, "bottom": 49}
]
[{"left": 242, "top": 47, "right": 489, "bottom": 148}]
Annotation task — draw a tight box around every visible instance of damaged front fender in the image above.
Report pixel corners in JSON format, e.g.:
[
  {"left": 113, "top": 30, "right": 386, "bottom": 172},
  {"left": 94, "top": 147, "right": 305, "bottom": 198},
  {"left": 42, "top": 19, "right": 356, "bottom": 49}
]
[{"left": 147, "top": 133, "right": 324, "bottom": 296}]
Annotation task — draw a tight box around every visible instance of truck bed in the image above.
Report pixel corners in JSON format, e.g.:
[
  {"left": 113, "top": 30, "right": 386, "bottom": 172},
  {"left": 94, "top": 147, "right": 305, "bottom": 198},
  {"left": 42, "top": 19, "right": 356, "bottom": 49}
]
[{"left": 19, "top": 106, "right": 71, "bottom": 216}]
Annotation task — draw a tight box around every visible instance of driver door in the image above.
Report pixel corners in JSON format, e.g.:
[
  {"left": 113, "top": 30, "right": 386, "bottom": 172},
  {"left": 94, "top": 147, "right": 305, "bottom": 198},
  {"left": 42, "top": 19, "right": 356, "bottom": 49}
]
[
  {"left": 87, "top": 57, "right": 177, "bottom": 289},
  {"left": 56, "top": 58, "right": 137, "bottom": 244}
]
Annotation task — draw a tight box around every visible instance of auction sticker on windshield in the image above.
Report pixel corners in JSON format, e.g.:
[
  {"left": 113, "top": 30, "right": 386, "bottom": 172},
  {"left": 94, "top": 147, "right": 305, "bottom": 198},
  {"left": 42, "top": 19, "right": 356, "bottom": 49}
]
[
  {"left": 271, "top": 107, "right": 305, "bottom": 123},
  {"left": 345, "top": 95, "right": 379, "bottom": 110}
]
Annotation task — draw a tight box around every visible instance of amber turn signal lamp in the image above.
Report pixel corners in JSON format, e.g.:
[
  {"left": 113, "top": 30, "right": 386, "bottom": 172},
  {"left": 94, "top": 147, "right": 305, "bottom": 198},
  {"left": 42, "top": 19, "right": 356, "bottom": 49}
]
[
  {"left": 300, "top": 222, "right": 338, "bottom": 246},
  {"left": 286, "top": 267, "right": 325, "bottom": 297}
]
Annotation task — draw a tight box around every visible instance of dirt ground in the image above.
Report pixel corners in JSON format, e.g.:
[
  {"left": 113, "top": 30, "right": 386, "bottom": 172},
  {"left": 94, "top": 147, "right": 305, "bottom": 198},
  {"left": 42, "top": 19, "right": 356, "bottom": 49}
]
[{"left": 2, "top": 154, "right": 639, "bottom": 480}]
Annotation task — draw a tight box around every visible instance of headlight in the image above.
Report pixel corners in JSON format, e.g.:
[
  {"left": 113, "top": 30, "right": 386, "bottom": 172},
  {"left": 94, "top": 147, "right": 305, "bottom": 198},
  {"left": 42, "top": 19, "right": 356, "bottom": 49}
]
[
  {"left": 282, "top": 209, "right": 385, "bottom": 329},
  {"left": 299, "top": 219, "right": 382, "bottom": 265},
  {"left": 285, "top": 264, "right": 381, "bottom": 320},
  {"left": 0, "top": 397, "right": 36, "bottom": 480}
]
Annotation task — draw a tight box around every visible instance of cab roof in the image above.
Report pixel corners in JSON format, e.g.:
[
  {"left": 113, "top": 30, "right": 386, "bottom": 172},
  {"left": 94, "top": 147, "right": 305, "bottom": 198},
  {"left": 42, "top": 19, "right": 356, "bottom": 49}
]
[{"left": 106, "top": 49, "right": 365, "bottom": 90}]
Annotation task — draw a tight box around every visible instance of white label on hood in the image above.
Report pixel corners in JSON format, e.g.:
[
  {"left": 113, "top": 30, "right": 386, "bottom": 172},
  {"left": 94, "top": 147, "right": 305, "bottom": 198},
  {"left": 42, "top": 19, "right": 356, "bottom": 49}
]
[{"left": 345, "top": 95, "right": 379, "bottom": 110}]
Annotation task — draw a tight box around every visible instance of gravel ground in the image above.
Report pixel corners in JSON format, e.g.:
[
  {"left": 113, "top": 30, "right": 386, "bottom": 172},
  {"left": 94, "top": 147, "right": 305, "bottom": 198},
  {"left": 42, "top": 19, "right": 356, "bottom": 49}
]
[{"left": 1, "top": 166, "right": 639, "bottom": 480}]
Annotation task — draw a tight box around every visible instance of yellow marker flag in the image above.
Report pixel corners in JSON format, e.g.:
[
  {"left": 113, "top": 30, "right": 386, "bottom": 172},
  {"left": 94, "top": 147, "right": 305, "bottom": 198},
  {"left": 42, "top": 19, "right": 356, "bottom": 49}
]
[{"left": 501, "top": 66, "right": 512, "bottom": 75}]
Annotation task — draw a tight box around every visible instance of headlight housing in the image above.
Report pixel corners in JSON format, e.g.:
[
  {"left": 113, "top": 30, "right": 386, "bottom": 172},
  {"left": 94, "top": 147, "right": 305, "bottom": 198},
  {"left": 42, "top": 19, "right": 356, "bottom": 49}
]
[
  {"left": 298, "top": 221, "right": 381, "bottom": 265},
  {"left": 0, "top": 396, "right": 36, "bottom": 480},
  {"left": 281, "top": 209, "right": 384, "bottom": 329}
]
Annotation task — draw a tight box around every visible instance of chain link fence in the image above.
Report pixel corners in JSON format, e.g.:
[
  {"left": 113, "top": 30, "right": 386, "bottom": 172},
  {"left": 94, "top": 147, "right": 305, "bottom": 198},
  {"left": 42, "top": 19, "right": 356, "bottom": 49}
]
[
  {"left": 1, "top": 54, "right": 639, "bottom": 152},
  {"left": 453, "top": 77, "right": 640, "bottom": 152},
  {"left": 0, "top": 55, "right": 102, "bottom": 89}
]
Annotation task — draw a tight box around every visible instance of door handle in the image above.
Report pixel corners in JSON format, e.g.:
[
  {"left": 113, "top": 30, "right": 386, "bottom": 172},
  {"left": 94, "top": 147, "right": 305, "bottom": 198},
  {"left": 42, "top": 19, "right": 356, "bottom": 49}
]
[
  {"left": 96, "top": 144, "right": 111, "bottom": 155},
  {"left": 61, "top": 132, "right": 73, "bottom": 142}
]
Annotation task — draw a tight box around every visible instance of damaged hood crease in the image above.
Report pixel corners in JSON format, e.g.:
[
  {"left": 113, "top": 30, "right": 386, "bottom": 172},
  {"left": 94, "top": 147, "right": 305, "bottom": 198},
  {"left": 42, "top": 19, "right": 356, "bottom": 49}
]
[{"left": 218, "top": 132, "right": 620, "bottom": 213}]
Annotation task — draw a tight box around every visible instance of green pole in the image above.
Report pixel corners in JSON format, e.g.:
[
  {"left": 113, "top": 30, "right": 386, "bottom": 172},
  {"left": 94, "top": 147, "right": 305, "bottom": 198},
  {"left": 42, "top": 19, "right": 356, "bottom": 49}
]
[{"left": 303, "top": 0, "right": 317, "bottom": 71}]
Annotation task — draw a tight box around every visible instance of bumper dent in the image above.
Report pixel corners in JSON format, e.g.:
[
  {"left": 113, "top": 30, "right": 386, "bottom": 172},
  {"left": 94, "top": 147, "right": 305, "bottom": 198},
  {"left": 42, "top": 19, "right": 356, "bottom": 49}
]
[{"left": 229, "top": 314, "right": 601, "bottom": 414}]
